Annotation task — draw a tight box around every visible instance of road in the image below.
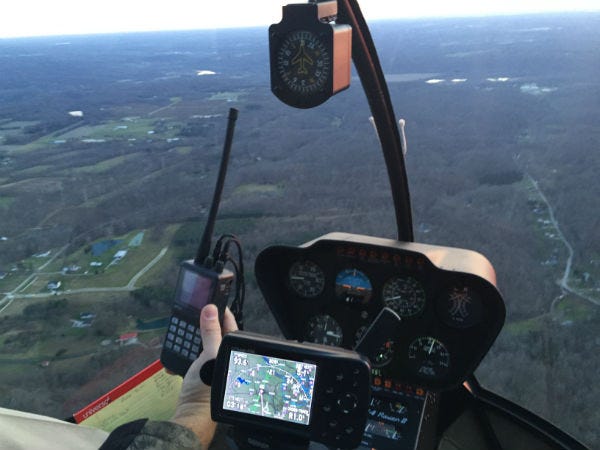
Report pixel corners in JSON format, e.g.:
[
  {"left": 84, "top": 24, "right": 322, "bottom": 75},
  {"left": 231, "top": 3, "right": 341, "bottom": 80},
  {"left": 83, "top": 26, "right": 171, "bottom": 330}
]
[
  {"left": 0, "top": 246, "right": 169, "bottom": 314},
  {"left": 527, "top": 174, "right": 600, "bottom": 312}
]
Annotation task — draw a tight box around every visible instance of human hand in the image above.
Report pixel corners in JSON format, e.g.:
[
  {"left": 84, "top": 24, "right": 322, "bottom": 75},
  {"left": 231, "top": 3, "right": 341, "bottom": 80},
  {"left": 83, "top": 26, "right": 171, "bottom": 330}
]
[{"left": 171, "top": 304, "right": 238, "bottom": 448}]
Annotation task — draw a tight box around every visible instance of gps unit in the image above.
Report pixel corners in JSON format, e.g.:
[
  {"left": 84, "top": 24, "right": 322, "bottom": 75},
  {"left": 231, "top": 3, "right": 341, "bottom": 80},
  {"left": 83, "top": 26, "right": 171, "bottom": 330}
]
[{"left": 211, "top": 331, "right": 371, "bottom": 449}]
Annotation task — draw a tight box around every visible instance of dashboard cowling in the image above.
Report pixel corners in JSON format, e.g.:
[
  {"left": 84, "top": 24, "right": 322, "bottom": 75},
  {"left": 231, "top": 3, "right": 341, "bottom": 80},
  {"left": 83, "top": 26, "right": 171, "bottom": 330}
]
[{"left": 255, "top": 232, "right": 506, "bottom": 391}]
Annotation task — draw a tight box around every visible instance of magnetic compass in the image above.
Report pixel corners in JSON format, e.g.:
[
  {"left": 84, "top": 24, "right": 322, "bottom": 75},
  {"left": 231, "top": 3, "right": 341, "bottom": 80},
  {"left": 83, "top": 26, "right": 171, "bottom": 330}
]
[
  {"left": 269, "top": 1, "right": 351, "bottom": 109},
  {"left": 276, "top": 30, "right": 331, "bottom": 97}
]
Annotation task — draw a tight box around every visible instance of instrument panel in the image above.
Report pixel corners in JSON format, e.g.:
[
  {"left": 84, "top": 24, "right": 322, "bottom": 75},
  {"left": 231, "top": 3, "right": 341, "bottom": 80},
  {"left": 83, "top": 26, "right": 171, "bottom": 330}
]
[{"left": 255, "top": 232, "right": 505, "bottom": 391}]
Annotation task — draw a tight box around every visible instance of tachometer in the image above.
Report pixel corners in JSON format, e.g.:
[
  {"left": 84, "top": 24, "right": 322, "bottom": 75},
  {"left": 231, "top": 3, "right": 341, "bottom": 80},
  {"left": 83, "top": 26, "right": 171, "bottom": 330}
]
[
  {"left": 407, "top": 337, "right": 450, "bottom": 379},
  {"left": 304, "top": 314, "right": 343, "bottom": 346},
  {"left": 382, "top": 276, "right": 426, "bottom": 317},
  {"left": 288, "top": 260, "right": 325, "bottom": 298},
  {"left": 335, "top": 269, "right": 373, "bottom": 305}
]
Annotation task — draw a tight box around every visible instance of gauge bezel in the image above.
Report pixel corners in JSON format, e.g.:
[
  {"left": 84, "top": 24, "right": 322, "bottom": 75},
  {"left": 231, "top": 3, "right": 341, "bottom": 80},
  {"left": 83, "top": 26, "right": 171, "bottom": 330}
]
[
  {"left": 382, "top": 275, "right": 427, "bottom": 318},
  {"left": 335, "top": 268, "right": 373, "bottom": 305},
  {"left": 288, "top": 260, "right": 326, "bottom": 299},
  {"left": 407, "top": 336, "right": 451, "bottom": 379},
  {"left": 436, "top": 284, "right": 483, "bottom": 329},
  {"left": 304, "top": 314, "right": 344, "bottom": 347}
]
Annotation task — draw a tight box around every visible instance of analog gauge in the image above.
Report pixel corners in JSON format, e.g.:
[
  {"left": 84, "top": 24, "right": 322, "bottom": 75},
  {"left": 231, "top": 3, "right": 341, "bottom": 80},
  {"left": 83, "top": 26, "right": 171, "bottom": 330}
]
[
  {"left": 382, "top": 276, "right": 426, "bottom": 317},
  {"left": 304, "top": 314, "right": 343, "bottom": 346},
  {"left": 407, "top": 337, "right": 450, "bottom": 379},
  {"left": 372, "top": 340, "right": 395, "bottom": 368},
  {"left": 437, "top": 285, "right": 483, "bottom": 328},
  {"left": 288, "top": 260, "right": 325, "bottom": 298},
  {"left": 276, "top": 30, "right": 332, "bottom": 96},
  {"left": 335, "top": 269, "right": 373, "bottom": 305}
]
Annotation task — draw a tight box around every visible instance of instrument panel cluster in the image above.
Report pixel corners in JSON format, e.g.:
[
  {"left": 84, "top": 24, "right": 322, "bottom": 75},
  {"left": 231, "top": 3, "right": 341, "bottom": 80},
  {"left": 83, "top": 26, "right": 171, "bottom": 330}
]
[{"left": 255, "top": 232, "right": 505, "bottom": 391}]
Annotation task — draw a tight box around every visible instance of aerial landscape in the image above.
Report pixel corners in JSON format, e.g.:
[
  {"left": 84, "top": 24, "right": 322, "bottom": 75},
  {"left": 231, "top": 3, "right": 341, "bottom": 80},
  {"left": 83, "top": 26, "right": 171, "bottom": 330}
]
[{"left": 0, "top": 13, "right": 598, "bottom": 446}]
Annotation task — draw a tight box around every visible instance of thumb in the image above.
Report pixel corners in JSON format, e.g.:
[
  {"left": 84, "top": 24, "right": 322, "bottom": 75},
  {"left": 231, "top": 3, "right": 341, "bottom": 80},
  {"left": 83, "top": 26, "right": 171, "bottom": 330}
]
[{"left": 199, "top": 304, "right": 222, "bottom": 360}]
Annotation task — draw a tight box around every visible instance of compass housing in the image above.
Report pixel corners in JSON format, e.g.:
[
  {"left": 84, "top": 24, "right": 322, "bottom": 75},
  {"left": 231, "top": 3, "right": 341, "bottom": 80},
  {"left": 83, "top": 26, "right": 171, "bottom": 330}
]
[{"left": 269, "top": 2, "right": 352, "bottom": 109}]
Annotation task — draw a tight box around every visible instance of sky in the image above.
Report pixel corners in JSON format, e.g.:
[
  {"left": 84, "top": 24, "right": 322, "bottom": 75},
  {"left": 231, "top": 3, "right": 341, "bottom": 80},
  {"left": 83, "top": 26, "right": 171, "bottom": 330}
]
[{"left": 0, "top": 0, "right": 599, "bottom": 38}]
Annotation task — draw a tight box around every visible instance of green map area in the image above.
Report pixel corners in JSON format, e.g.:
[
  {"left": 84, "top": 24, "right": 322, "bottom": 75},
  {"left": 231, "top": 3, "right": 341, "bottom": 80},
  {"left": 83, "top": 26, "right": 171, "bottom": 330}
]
[{"left": 223, "top": 351, "right": 317, "bottom": 425}]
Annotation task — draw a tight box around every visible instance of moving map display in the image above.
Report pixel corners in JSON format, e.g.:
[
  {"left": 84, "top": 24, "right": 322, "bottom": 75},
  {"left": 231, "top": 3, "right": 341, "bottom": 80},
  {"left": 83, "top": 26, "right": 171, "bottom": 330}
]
[{"left": 223, "top": 351, "right": 317, "bottom": 425}]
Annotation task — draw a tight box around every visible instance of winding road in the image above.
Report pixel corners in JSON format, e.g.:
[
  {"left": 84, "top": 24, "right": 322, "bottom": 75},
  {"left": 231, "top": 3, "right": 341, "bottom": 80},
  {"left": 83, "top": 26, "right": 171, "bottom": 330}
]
[{"left": 526, "top": 174, "right": 600, "bottom": 312}]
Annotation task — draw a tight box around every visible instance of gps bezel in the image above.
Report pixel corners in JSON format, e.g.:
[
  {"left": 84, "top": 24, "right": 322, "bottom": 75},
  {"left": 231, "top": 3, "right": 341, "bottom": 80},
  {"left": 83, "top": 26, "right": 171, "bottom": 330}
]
[{"left": 211, "top": 331, "right": 371, "bottom": 448}]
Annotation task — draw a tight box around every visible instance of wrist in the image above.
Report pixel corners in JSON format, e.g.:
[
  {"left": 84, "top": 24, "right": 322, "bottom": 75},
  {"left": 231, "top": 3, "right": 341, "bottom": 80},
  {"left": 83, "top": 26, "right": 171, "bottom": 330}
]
[{"left": 172, "top": 404, "right": 217, "bottom": 449}]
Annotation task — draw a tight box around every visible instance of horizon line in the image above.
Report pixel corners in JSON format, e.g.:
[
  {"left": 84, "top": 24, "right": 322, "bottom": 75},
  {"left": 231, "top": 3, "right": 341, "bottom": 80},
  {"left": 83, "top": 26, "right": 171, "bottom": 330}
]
[{"left": 1, "top": 10, "right": 598, "bottom": 40}]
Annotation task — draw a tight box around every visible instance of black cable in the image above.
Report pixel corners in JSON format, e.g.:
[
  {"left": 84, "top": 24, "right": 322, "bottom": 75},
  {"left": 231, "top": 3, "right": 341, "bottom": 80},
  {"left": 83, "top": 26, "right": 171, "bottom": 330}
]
[{"left": 215, "top": 235, "right": 245, "bottom": 330}]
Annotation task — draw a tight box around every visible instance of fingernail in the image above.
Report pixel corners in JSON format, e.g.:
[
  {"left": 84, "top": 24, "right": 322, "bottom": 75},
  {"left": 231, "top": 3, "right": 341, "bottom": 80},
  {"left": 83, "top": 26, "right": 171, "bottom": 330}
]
[{"left": 203, "top": 304, "right": 217, "bottom": 319}]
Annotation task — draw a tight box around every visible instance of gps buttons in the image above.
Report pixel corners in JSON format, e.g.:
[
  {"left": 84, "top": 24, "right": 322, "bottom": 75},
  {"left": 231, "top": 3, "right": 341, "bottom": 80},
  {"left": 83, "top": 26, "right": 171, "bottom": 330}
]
[{"left": 337, "top": 392, "right": 358, "bottom": 413}]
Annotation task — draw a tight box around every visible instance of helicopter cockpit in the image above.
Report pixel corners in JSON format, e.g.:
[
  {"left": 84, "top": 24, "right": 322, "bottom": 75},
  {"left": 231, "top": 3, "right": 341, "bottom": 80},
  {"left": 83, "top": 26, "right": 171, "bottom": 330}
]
[
  {"left": 0, "top": 0, "right": 597, "bottom": 449},
  {"left": 159, "top": 2, "right": 587, "bottom": 448}
]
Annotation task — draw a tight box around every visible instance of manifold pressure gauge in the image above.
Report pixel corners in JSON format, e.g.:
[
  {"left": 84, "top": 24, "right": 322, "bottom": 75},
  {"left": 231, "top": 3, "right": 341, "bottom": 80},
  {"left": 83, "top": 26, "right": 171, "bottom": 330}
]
[{"left": 269, "top": 1, "right": 352, "bottom": 109}]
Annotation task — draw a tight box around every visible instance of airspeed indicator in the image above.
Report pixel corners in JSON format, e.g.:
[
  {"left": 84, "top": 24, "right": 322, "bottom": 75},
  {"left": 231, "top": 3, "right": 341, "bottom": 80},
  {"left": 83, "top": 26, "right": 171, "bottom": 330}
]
[{"left": 289, "top": 260, "right": 325, "bottom": 298}]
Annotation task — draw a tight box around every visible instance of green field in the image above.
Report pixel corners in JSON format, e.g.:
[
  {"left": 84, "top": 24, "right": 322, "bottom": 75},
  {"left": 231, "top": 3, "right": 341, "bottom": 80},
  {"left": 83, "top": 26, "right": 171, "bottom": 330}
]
[
  {"left": 232, "top": 183, "right": 283, "bottom": 197},
  {"left": 0, "top": 196, "right": 14, "bottom": 209},
  {"left": 70, "top": 153, "right": 140, "bottom": 174},
  {"left": 30, "top": 229, "right": 174, "bottom": 291},
  {"left": 209, "top": 91, "right": 247, "bottom": 102},
  {"left": 555, "top": 295, "right": 596, "bottom": 322}
]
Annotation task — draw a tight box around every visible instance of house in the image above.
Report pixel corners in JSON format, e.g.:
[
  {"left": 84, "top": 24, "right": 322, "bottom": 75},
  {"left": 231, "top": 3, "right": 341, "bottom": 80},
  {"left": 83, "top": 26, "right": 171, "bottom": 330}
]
[
  {"left": 0, "top": 271, "right": 7, "bottom": 280},
  {"left": 62, "top": 264, "right": 81, "bottom": 274},
  {"left": 117, "top": 332, "right": 139, "bottom": 346},
  {"left": 114, "top": 250, "right": 127, "bottom": 260},
  {"left": 47, "top": 281, "right": 62, "bottom": 291},
  {"left": 71, "top": 312, "right": 96, "bottom": 328}
]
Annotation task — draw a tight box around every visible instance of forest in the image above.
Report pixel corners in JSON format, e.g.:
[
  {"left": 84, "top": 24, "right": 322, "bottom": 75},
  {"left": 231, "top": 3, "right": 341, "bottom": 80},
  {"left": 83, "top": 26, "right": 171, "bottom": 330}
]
[{"left": 0, "top": 14, "right": 599, "bottom": 447}]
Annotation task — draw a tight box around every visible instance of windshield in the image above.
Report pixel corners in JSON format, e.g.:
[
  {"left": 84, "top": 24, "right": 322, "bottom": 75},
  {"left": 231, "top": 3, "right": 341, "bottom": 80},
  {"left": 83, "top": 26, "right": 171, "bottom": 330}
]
[{"left": 0, "top": 2, "right": 598, "bottom": 447}]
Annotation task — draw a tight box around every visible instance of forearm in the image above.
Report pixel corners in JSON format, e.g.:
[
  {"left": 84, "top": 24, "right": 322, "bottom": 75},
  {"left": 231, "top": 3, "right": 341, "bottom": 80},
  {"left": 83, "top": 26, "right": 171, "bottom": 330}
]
[{"left": 100, "top": 419, "right": 203, "bottom": 450}]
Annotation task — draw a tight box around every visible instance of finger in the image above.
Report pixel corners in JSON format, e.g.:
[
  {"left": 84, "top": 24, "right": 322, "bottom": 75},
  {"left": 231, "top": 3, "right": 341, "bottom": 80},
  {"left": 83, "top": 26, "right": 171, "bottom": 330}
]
[
  {"left": 199, "top": 304, "right": 222, "bottom": 359},
  {"left": 222, "top": 307, "right": 238, "bottom": 334}
]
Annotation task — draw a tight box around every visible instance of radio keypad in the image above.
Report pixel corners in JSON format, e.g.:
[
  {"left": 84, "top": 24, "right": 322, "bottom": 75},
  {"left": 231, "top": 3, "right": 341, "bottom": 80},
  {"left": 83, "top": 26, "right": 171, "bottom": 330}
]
[{"left": 164, "top": 316, "right": 202, "bottom": 361}]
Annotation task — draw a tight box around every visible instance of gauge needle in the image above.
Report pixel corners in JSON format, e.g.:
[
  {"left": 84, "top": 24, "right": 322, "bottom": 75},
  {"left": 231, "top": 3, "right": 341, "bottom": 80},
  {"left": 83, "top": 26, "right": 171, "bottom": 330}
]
[
  {"left": 290, "top": 276, "right": 305, "bottom": 280},
  {"left": 388, "top": 295, "right": 402, "bottom": 300},
  {"left": 428, "top": 340, "right": 435, "bottom": 355},
  {"left": 326, "top": 331, "right": 341, "bottom": 338}
]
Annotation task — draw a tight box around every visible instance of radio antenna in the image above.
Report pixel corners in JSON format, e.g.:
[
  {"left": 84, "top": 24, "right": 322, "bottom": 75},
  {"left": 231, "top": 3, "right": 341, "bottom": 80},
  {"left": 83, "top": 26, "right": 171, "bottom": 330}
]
[{"left": 195, "top": 108, "right": 239, "bottom": 266}]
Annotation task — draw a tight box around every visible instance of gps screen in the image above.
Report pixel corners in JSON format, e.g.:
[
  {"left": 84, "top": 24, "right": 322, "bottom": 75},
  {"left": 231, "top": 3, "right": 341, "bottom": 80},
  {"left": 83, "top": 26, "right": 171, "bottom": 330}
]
[{"left": 223, "top": 351, "right": 317, "bottom": 425}]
